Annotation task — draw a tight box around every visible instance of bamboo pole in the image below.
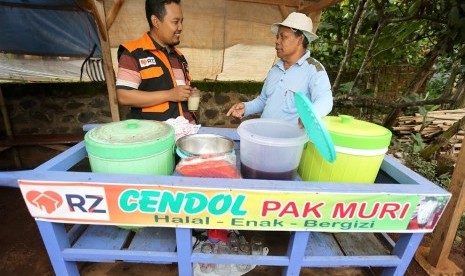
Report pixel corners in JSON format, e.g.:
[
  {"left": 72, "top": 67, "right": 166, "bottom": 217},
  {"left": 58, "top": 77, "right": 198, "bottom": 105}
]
[
  {"left": 90, "top": 0, "right": 120, "bottom": 121},
  {"left": 424, "top": 135, "right": 465, "bottom": 270}
]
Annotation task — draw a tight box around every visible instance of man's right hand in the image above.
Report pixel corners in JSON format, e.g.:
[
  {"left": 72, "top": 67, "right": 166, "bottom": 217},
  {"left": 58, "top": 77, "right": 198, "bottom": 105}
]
[
  {"left": 226, "top": 103, "right": 245, "bottom": 118},
  {"left": 171, "top": 85, "right": 192, "bottom": 102}
]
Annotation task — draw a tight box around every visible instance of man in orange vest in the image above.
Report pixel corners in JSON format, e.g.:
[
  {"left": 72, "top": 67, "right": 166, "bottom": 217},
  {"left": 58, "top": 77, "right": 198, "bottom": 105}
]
[{"left": 116, "top": 0, "right": 196, "bottom": 122}]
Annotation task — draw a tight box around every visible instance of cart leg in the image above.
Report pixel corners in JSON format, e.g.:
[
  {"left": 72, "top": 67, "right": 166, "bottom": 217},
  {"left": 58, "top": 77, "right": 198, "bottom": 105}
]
[
  {"left": 283, "top": 231, "right": 309, "bottom": 276},
  {"left": 381, "top": 233, "right": 424, "bottom": 276},
  {"left": 176, "top": 228, "right": 193, "bottom": 276},
  {"left": 36, "top": 220, "right": 79, "bottom": 276}
]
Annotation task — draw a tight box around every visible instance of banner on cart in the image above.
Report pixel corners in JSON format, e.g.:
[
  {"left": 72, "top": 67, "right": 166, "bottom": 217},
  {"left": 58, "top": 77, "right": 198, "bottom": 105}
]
[{"left": 18, "top": 180, "right": 450, "bottom": 232}]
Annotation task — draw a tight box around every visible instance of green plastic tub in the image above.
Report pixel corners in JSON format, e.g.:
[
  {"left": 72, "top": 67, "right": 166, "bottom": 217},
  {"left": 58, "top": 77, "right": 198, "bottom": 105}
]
[
  {"left": 298, "top": 115, "right": 392, "bottom": 184},
  {"left": 85, "top": 119, "right": 175, "bottom": 176},
  {"left": 85, "top": 119, "right": 175, "bottom": 230}
]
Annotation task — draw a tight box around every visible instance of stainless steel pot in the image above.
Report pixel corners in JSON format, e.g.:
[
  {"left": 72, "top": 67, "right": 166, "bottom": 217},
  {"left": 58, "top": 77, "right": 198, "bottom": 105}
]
[{"left": 175, "top": 134, "right": 235, "bottom": 157}]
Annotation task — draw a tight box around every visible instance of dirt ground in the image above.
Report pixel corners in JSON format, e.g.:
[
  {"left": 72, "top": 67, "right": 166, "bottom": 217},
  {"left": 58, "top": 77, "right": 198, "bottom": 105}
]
[{"left": 1, "top": 185, "right": 464, "bottom": 276}]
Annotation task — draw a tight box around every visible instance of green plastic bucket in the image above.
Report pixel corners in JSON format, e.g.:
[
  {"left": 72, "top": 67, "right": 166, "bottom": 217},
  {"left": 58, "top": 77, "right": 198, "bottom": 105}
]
[
  {"left": 298, "top": 115, "right": 392, "bottom": 184},
  {"left": 85, "top": 119, "right": 175, "bottom": 176}
]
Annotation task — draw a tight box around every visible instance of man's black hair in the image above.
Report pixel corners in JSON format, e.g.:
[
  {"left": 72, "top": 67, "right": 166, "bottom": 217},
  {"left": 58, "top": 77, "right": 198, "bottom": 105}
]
[
  {"left": 294, "top": 29, "right": 309, "bottom": 49},
  {"left": 146, "top": 0, "right": 181, "bottom": 28}
]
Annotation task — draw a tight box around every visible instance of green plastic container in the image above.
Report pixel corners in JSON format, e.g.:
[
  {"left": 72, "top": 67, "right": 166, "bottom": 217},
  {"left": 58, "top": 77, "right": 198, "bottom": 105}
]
[
  {"left": 298, "top": 115, "right": 392, "bottom": 184},
  {"left": 85, "top": 119, "right": 175, "bottom": 175}
]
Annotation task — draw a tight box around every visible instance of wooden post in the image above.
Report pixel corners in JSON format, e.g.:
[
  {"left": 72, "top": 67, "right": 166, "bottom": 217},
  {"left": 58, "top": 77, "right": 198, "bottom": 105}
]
[
  {"left": 0, "top": 86, "right": 12, "bottom": 137},
  {"left": 415, "top": 136, "right": 465, "bottom": 275},
  {"left": 105, "top": 0, "right": 124, "bottom": 30},
  {"left": 0, "top": 86, "right": 22, "bottom": 169},
  {"left": 88, "top": 0, "right": 120, "bottom": 122}
]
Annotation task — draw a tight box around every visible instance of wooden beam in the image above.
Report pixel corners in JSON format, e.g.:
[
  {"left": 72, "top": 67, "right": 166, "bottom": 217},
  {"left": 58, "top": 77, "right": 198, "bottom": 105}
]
[
  {"left": 279, "top": 5, "right": 290, "bottom": 19},
  {"left": 426, "top": 135, "right": 465, "bottom": 268},
  {"left": 0, "top": 2, "right": 81, "bottom": 11},
  {"left": 89, "top": 0, "right": 120, "bottom": 121},
  {"left": 309, "top": 10, "right": 322, "bottom": 33},
  {"left": 228, "top": 0, "right": 301, "bottom": 8},
  {"left": 0, "top": 86, "right": 12, "bottom": 137},
  {"left": 106, "top": 0, "right": 125, "bottom": 30},
  {"left": 42, "top": 145, "right": 73, "bottom": 152},
  {"left": 298, "top": 0, "right": 343, "bottom": 14}
]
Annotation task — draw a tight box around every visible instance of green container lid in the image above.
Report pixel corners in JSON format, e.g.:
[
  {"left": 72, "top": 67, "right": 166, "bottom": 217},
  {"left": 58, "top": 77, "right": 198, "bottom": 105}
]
[
  {"left": 323, "top": 115, "right": 392, "bottom": 150},
  {"left": 85, "top": 119, "right": 175, "bottom": 159},
  {"left": 295, "top": 93, "right": 336, "bottom": 163}
]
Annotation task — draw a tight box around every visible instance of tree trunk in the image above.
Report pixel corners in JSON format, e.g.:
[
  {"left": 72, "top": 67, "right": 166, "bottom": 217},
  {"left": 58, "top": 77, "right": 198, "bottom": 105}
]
[
  {"left": 349, "top": 21, "right": 385, "bottom": 94},
  {"left": 382, "top": 38, "right": 447, "bottom": 128},
  {"left": 441, "top": 60, "right": 461, "bottom": 101},
  {"left": 334, "top": 94, "right": 453, "bottom": 109},
  {"left": 332, "top": 0, "right": 370, "bottom": 91},
  {"left": 453, "top": 79, "right": 465, "bottom": 108}
]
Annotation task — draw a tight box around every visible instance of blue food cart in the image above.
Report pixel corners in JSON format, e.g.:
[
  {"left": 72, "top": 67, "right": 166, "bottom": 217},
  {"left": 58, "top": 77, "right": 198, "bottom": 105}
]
[{"left": 0, "top": 126, "right": 451, "bottom": 276}]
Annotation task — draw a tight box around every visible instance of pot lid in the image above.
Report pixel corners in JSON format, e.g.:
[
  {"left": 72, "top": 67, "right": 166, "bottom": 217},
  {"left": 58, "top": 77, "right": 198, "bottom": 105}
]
[
  {"left": 294, "top": 93, "right": 336, "bottom": 163},
  {"left": 323, "top": 116, "right": 392, "bottom": 149},
  {"left": 85, "top": 119, "right": 174, "bottom": 159}
]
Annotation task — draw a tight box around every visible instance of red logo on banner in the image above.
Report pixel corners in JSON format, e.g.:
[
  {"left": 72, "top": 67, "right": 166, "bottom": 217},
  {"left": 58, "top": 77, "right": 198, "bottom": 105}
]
[{"left": 26, "top": 191, "right": 63, "bottom": 214}]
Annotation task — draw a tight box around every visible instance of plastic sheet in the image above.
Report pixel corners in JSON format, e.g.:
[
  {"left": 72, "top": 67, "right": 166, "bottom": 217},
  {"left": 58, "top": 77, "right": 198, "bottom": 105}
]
[{"left": 176, "top": 153, "right": 241, "bottom": 178}]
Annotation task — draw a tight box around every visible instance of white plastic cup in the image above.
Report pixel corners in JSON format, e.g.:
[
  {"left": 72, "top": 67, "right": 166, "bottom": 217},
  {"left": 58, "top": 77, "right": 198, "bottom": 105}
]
[
  {"left": 250, "top": 234, "right": 264, "bottom": 256},
  {"left": 215, "top": 243, "right": 232, "bottom": 275},
  {"left": 236, "top": 239, "right": 252, "bottom": 272},
  {"left": 199, "top": 242, "right": 215, "bottom": 273},
  {"left": 188, "top": 88, "right": 201, "bottom": 111}
]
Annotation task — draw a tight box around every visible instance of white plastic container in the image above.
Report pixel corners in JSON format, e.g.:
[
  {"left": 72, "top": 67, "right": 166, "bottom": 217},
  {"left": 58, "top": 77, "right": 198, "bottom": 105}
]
[{"left": 237, "top": 119, "right": 308, "bottom": 180}]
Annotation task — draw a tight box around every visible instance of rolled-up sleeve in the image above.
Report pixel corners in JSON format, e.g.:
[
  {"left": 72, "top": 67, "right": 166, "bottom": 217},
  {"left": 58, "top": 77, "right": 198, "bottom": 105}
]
[{"left": 243, "top": 79, "right": 268, "bottom": 117}]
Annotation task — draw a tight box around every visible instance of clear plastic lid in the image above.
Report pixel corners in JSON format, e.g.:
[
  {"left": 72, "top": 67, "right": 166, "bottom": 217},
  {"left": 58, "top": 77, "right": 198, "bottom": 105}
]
[{"left": 237, "top": 118, "right": 308, "bottom": 147}]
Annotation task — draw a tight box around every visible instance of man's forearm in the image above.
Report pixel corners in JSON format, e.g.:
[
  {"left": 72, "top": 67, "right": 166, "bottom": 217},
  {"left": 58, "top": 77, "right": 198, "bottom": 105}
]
[{"left": 117, "top": 89, "right": 172, "bottom": 108}]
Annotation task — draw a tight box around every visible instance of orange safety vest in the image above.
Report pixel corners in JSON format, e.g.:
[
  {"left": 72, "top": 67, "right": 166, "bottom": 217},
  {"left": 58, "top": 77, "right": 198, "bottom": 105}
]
[{"left": 118, "top": 33, "right": 191, "bottom": 121}]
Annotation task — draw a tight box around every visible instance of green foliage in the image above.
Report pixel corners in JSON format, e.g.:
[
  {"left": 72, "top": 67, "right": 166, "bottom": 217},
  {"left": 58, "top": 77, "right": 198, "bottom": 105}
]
[
  {"left": 191, "top": 80, "right": 263, "bottom": 94},
  {"left": 315, "top": 1, "right": 355, "bottom": 67},
  {"left": 409, "top": 133, "right": 426, "bottom": 153},
  {"left": 337, "top": 81, "right": 360, "bottom": 95},
  {"left": 404, "top": 152, "right": 436, "bottom": 180},
  {"left": 391, "top": 134, "right": 451, "bottom": 190},
  {"left": 404, "top": 152, "right": 451, "bottom": 189},
  {"left": 317, "top": 0, "right": 465, "bottom": 98}
]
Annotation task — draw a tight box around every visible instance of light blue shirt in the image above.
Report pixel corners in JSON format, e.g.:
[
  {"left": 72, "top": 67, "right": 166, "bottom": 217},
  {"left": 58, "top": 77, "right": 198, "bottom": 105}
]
[{"left": 243, "top": 50, "right": 333, "bottom": 125}]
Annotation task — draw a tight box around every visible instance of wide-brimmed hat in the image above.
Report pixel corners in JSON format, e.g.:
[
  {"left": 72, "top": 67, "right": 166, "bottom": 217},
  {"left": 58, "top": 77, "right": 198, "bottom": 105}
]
[{"left": 271, "top": 12, "right": 318, "bottom": 43}]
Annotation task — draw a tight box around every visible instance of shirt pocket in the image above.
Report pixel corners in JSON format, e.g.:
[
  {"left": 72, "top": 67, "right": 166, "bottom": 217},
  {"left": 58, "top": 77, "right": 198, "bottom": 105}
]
[
  {"left": 283, "top": 82, "right": 305, "bottom": 114},
  {"left": 283, "top": 90, "right": 298, "bottom": 114},
  {"left": 140, "top": 66, "right": 163, "bottom": 80}
]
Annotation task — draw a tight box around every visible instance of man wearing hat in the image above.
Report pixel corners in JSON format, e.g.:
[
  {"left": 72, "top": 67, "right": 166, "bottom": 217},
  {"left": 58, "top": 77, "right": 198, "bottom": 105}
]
[{"left": 227, "top": 12, "right": 333, "bottom": 124}]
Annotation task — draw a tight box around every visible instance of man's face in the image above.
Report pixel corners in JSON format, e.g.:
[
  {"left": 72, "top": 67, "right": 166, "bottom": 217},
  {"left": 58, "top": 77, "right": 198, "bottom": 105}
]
[
  {"left": 153, "top": 3, "right": 183, "bottom": 47},
  {"left": 275, "top": 26, "right": 302, "bottom": 60}
]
